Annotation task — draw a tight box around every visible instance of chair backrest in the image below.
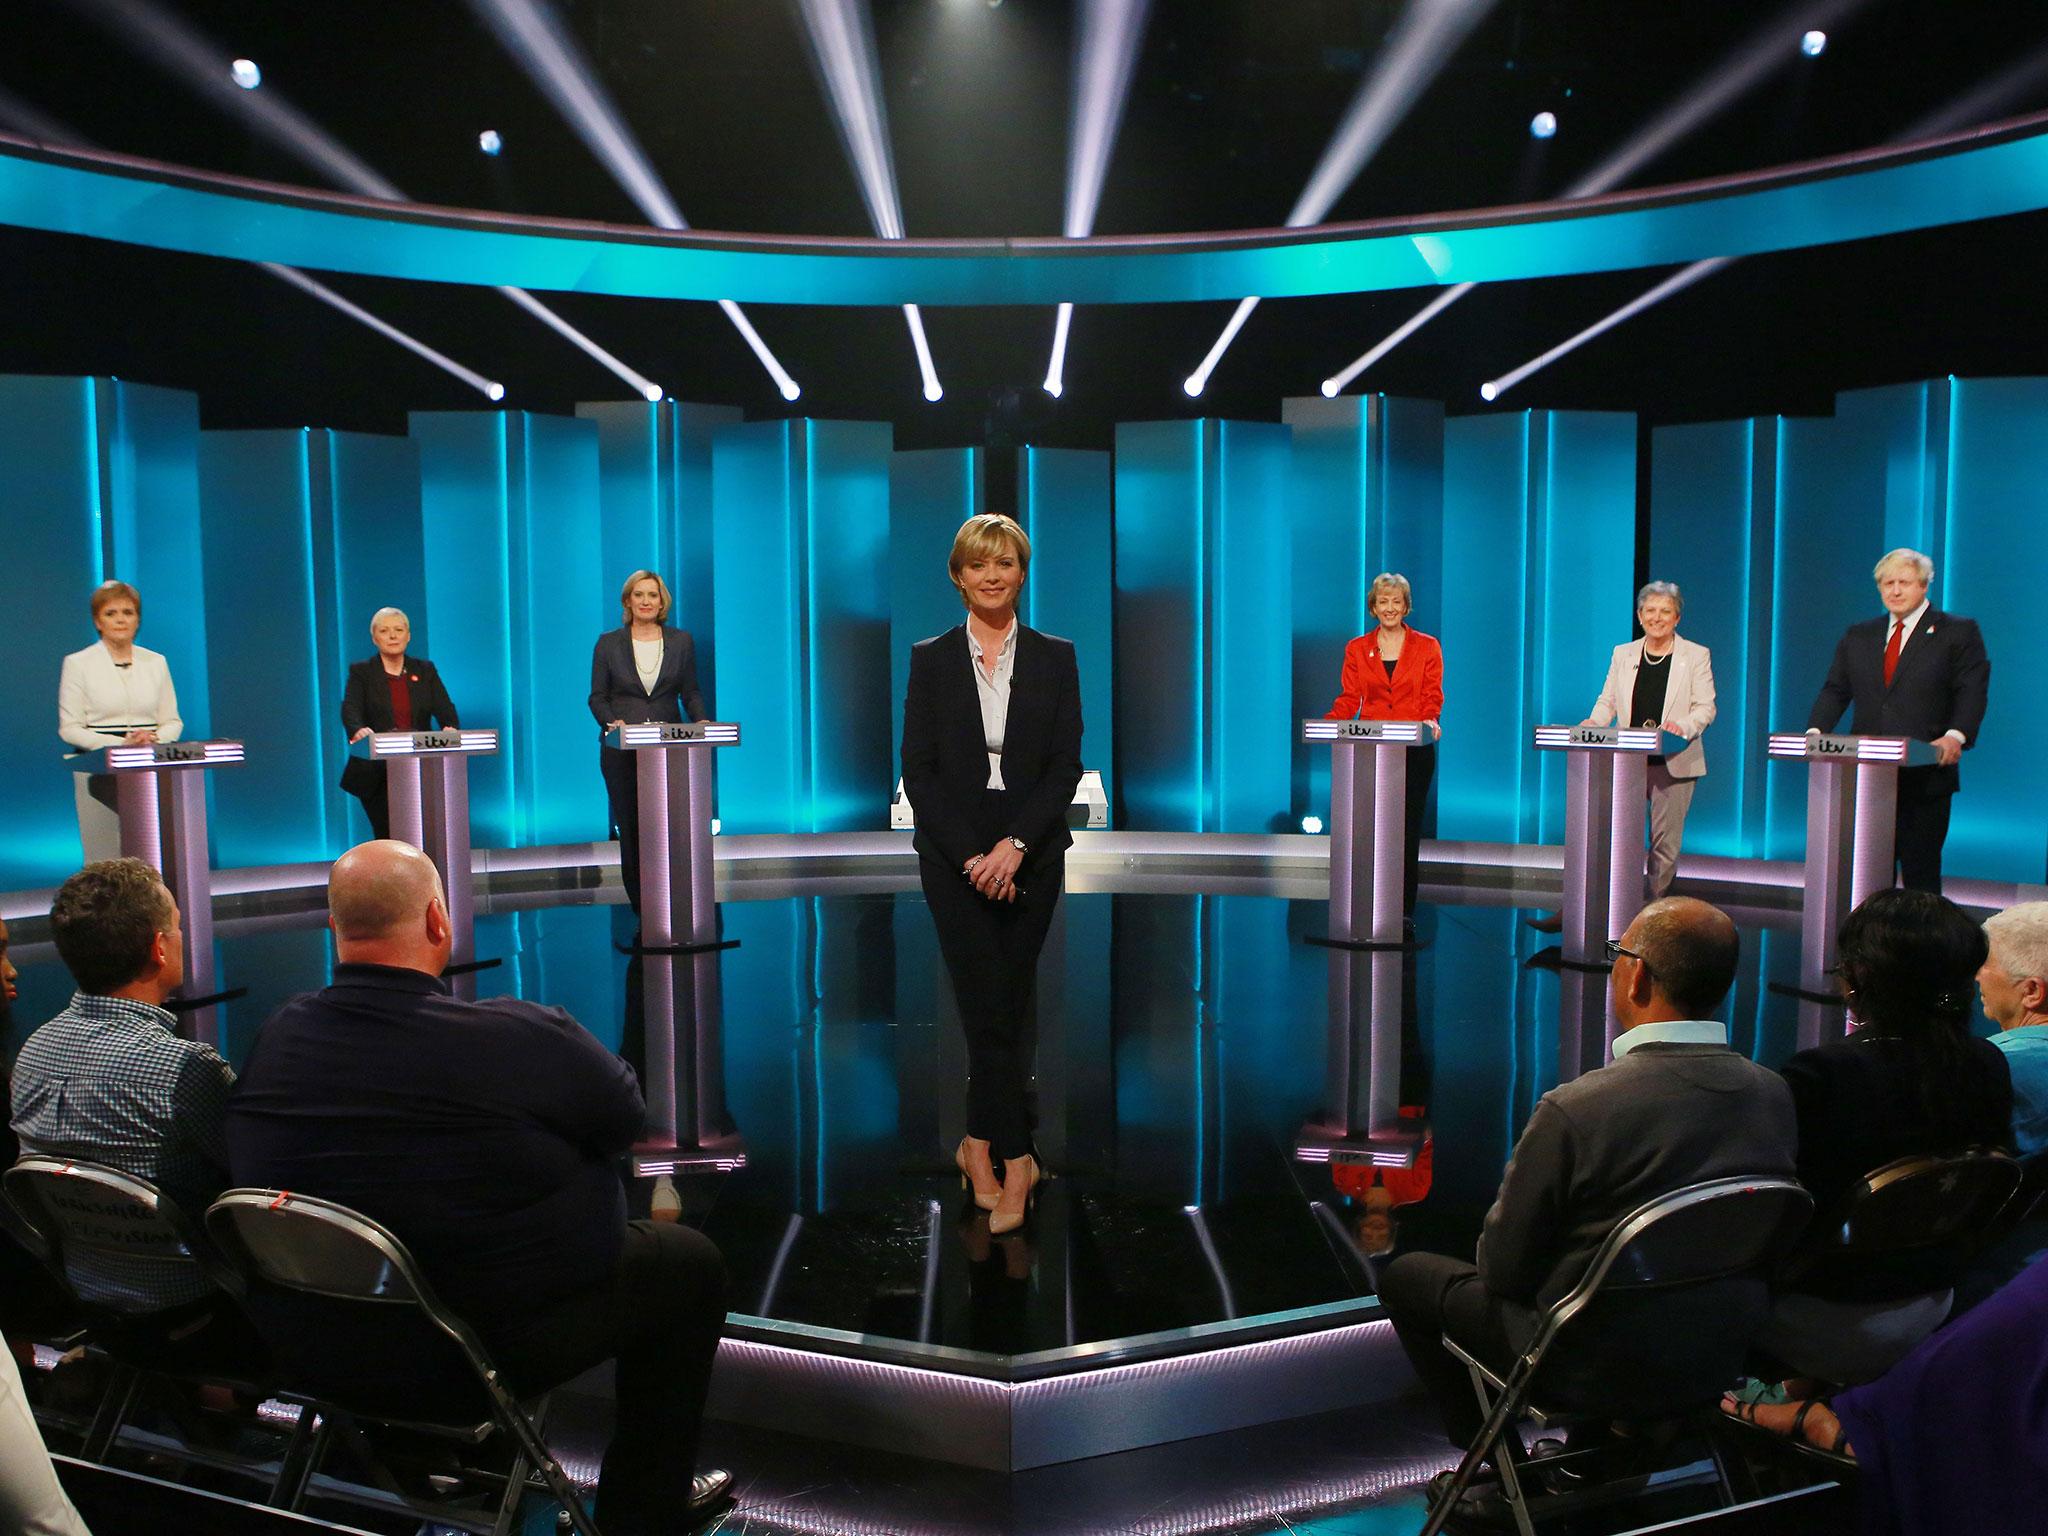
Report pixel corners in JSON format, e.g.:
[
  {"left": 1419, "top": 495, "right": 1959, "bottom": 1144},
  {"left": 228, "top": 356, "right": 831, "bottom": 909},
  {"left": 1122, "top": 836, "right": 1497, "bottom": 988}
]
[
  {"left": 1546, "top": 1176, "right": 1814, "bottom": 1340},
  {"left": 3, "top": 1156, "right": 229, "bottom": 1314},
  {"left": 203, "top": 1189, "right": 502, "bottom": 1426},
  {"left": 1789, "top": 1150, "right": 2022, "bottom": 1298}
]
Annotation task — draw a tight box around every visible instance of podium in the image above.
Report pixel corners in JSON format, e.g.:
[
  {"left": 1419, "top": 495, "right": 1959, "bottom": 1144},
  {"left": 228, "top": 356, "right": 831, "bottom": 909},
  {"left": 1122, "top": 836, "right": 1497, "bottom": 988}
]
[
  {"left": 358, "top": 728, "right": 498, "bottom": 999},
  {"left": 606, "top": 720, "right": 743, "bottom": 1172},
  {"left": 87, "top": 739, "right": 244, "bottom": 1046},
  {"left": 1299, "top": 718, "right": 1433, "bottom": 1151},
  {"left": 1768, "top": 731, "right": 1939, "bottom": 1006}
]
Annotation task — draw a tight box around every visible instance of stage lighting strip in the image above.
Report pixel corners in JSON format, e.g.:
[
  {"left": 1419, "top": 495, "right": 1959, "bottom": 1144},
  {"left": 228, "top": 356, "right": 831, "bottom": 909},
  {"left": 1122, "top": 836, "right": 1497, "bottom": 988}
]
[
  {"left": 614, "top": 722, "right": 741, "bottom": 747},
  {"left": 7, "top": 113, "right": 2048, "bottom": 305},
  {"left": 1531, "top": 726, "right": 1662, "bottom": 752},
  {"left": 103, "top": 741, "right": 245, "bottom": 770},
  {"left": 1300, "top": 719, "right": 1426, "bottom": 743},
  {"left": 368, "top": 729, "right": 500, "bottom": 756},
  {"left": 1766, "top": 732, "right": 1909, "bottom": 761}
]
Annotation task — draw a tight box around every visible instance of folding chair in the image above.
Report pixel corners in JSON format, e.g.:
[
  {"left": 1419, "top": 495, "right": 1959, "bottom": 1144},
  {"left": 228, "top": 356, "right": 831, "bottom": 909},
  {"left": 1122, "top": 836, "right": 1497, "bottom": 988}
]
[
  {"left": 1783, "top": 1149, "right": 2023, "bottom": 1304},
  {"left": 1419, "top": 1175, "right": 1814, "bottom": 1536},
  {"left": 204, "top": 1188, "right": 601, "bottom": 1536},
  {"left": 1, "top": 1156, "right": 293, "bottom": 1474}
]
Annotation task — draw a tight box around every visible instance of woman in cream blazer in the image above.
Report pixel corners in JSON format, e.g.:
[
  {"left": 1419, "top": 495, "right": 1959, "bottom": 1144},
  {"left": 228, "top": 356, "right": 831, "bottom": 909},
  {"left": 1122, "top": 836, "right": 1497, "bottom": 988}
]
[
  {"left": 1582, "top": 581, "right": 1716, "bottom": 898},
  {"left": 58, "top": 581, "right": 182, "bottom": 861}
]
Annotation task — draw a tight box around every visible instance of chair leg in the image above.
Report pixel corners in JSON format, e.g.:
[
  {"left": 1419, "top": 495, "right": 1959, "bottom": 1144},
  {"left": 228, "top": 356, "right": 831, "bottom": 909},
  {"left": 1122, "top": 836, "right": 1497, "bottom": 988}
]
[
  {"left": 488, "top": 1390, "right": 600, "bottom": 1536},
  {"left": 1419, "top": 1361, "right": 1537, "bottom": 1536},
  {"left": 267, "top": 1407, "right": 329, "bottom": 1510},
  {"left": 80, "top": 1363, "right": 143, "bottom": 1463},
  {"left": 490, "top": 1444, "right": 533, "bottom": 1536}
]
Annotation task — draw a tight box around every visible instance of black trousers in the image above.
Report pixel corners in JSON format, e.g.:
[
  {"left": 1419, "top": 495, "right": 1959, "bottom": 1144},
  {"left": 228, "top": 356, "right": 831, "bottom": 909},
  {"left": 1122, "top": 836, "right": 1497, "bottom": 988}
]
[
  {"left": 919, "top": 801, "right": 1063, "bottom": 1162},
  {"left": 1400, "top": 742, "right": 1438, "bottom": 915},
  {"left": 491, "top": 1222, "right": 727, "bottom": 1536},
  {"left": 1379, "top": 1251, "right": 1522, "bottom": 1451},
  {"left": 1894, "top": 766, "right": 1954, "bottom": 894},
  {"left": 600, "top": 745, "right": 644, "bottom": 912}
]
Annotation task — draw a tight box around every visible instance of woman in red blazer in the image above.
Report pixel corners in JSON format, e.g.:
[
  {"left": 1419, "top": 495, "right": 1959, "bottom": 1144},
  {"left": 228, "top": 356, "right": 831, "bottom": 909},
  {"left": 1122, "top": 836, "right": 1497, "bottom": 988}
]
[{"left": 1325, "top": 572, "right": 1444, "bottom": 913}]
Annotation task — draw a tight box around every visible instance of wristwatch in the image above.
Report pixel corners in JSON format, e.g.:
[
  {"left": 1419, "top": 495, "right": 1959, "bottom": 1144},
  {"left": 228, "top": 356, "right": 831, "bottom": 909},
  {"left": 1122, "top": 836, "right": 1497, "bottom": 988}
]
[{"left": 1007, "top": 836, "right": 1028, "bottom": 853}]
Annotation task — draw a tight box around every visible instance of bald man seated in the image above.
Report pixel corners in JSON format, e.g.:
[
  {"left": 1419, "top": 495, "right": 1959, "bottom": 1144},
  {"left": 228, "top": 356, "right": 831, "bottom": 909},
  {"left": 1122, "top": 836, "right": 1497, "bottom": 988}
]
[
  {"left": 226, "top": 841, "right": 731, "bottom": 1535},
  {"left": 1381, "top": 898, "right": 1798, "bottom": 1516}
]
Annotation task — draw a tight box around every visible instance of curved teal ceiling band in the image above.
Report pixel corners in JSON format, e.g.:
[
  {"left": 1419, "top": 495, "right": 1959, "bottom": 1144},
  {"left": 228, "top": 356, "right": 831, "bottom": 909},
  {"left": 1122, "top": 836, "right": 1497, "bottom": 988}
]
[{"left": 3, "top": 117, "right": 2046, "bottom": 306}]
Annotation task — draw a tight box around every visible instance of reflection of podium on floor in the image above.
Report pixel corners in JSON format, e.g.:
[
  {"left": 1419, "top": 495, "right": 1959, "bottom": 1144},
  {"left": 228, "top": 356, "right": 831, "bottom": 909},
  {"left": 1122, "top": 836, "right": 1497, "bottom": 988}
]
[
  {"left": 1768, "top": 730, "right": 1938, "bottom": 1046},
  {"left": 86, "top": 739, "right": 245, "bottom": 1047},
  {"left": 606, "top": 720, "right": 745, "bottom": 1174},
  {"left": 1297, "top": 718, "right": 1431, "bottom": 1163},
  {"left": 1533, "top": 723, "right": 1685, "bottom": 1078},
  {"left": 357, "top": 727, "right": 498, "bottom": 1000}
]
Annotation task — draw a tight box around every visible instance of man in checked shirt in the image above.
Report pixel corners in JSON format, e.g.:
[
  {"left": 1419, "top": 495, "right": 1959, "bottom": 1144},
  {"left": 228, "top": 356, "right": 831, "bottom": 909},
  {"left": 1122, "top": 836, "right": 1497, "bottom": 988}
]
[{"left": 10, "top": 858, "right": 258, "bottom": 1368}]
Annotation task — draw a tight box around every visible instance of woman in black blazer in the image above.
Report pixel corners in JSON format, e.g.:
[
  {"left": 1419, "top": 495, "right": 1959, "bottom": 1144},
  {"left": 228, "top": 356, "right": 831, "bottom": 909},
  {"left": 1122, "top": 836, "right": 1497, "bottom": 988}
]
[
  {"left": 902, "top": 514, "right": 1082, "bottom": 1235},
  {"left": 589, "top": 569, "right": 708, "bottom": 911},
  {"left": 340, "top": 607, "right": 460, "bottom": 840}
]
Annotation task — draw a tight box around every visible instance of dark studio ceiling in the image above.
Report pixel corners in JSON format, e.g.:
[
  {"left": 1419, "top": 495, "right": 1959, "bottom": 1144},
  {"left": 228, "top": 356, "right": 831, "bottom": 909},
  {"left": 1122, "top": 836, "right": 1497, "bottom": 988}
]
[{"left": 4, "top": 0, "right": 2048, "bottom": 448}]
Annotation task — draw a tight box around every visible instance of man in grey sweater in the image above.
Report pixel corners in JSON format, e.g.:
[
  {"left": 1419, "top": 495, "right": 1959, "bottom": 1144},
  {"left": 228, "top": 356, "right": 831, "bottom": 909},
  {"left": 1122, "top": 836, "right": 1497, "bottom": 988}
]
[{"left": 1381, "top": 897, "right": 1797, "bottom": 1452}]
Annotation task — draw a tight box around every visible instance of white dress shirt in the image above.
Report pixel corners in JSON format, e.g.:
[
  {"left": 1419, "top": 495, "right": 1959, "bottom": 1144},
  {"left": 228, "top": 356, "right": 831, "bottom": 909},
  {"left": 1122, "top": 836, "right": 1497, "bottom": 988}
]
[
  {"left": 1885, "top": 599, "right": 1967, "bottom": 745},
  {"left": 1611, "top": 1019, "right": 1728, "bottom": 1059},
  {"left": 968, "top": 620, "right": 1018, "bottom": 790},
  {"left": 57, "top": 641, "right": 182, "bottom": 753}
]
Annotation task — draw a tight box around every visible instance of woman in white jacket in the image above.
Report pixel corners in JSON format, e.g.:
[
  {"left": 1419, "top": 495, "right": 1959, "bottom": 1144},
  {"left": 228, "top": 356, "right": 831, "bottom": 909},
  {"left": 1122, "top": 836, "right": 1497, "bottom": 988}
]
[
  {"left": 1581, "top": 581, "right": 1716, "bottom": 899},
  {"left": 58, "top": 580, "right": 182, "bottom": 861}
]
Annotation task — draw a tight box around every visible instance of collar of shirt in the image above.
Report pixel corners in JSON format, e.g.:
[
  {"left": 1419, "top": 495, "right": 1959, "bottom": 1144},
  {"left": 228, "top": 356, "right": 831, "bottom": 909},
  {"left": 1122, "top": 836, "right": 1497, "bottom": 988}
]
[
  {"left": 1611, "top": 1019, "right": 1729, "bottom": 1059},
  {"left": 1886, "top": 598, "right": 1931, "bottom": 641},
  {"left": 330, "top": 961, "right": 450, "bottom": 995},
  {"left": 60, "top": 990, "right": 179, "bottom": 1034},
  {"left": 968, "top": 621, "right": 1018, "bottom": 665}
]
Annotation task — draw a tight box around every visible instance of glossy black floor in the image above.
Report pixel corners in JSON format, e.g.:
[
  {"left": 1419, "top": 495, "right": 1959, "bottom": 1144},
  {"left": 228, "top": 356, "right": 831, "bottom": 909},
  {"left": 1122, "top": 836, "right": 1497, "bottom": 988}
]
[{"left": 5, "top": 877, "right": 1900, "bottom": 1534}]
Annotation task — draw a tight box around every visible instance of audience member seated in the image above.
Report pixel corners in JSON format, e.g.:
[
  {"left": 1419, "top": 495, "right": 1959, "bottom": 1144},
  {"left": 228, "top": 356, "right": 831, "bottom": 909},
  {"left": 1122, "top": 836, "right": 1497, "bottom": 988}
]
[
  {"left": 1753, "top": 890, "right": 2013, "bottom": 1387},
  {"left": 2, "top": 914, "right": 76, "bottom": 1339},
  {"left": 8, "top": 860, "right": 254, "bottom": 1367},
  {"left": 1721, "top": 1251, "right": 2048, "bottom": 1536},
  {"left": 225, "top": 840, "right": 732, "bottom": 1536},
  {"left": 1, "top": 1345, "right": 92, "bottom": 1536},
  {"left": 1979, "top": 901, "right": 2048, "bottom": 1160},
  {"left": 1379, "top": 898, "right": 1796, "bottom": 1481}
]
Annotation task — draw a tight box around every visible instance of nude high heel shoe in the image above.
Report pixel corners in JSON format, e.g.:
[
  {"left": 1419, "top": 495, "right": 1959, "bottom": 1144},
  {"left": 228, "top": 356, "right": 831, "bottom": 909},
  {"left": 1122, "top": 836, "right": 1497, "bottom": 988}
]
[
  {"left": 955, "top": 1137, "right": 1001, "bottom": 1211},
  {"left": 988, "top": 1154, "right": 1040, "bottom": 1235}
]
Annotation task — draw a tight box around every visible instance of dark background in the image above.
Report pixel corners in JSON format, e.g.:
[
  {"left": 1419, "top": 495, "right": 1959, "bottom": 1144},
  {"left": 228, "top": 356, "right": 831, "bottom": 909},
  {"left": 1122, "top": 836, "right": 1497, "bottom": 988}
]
[{"left": 4, "top": 0, "right": 2047, "bottom": 446}]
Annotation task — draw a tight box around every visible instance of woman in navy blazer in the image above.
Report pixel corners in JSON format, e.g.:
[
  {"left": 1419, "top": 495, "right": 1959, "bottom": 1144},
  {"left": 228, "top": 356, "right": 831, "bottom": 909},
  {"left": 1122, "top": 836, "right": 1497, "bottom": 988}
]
[
  {"left": 902, "top": 514, "right": 1082, "bottom": 1235},
  {"left": 340, "top": 607, "right": 460, "bottom": 840},
  {"left": 589, "top": 570, "right": 708, "bottom": 911}
]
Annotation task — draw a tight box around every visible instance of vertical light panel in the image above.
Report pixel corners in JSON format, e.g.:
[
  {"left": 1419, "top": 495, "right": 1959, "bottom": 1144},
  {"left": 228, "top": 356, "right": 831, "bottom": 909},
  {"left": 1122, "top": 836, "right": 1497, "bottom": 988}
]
[
  {"left": 712, "top": 418, "right": 893, "bottom": 834},
  {"left": 889, "top": 447, "right": 982, "bottom": 765},
  {"left": 0, "top": 376, "right": 114, "bottom": 889},
  {"left": 1437, "top": 410, "right": 1635, "bottom": 844},
  {"left": 1281, "top": 393, "right": 1444, "bottom": 824},
  {"left": 1113, "top": 419, "right": 1292, "bottom": 833},
  {"left": 579, "top": 399, "right": 741, "bottom": 708},
  {"left": 411, "top": 409, "right": 607, "bottom": 851},
  {"left": 1018, "top": 447, "right": 1114, "bottom": 807},
  {"left": 1646, "top": 418, "right": 1776, "bottom": 857}
]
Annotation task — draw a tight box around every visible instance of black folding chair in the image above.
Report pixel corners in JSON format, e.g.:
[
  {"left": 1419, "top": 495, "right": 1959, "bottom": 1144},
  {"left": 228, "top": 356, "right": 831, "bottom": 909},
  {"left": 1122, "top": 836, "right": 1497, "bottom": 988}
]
[
  {"left": 1419, "top": 1175, "right": 1814, "bottom": 1536},
  {"left": 1782, "top": 1149, "right": 2023, "bottom": 1304},
  {"left": 204, "top": 1188, "right": 601, "bottom": 1536},
  {"left": 1, "top": 1156, "right": 292, "bottom": 1473}
]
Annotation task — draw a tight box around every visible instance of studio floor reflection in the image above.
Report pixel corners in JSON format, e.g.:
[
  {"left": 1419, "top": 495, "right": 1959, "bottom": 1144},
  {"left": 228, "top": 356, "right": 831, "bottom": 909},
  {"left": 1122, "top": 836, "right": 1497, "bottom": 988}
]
[{"left": 1, "top": 877, "right": 1878, "bottom": 1368}]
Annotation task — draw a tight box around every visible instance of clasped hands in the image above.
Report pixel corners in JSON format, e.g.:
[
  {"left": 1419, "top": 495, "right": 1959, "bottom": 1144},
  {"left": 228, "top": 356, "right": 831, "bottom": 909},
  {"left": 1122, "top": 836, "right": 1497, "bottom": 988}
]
[{"left": 964, "top": 840, "right": 1025, "bottom": 903}]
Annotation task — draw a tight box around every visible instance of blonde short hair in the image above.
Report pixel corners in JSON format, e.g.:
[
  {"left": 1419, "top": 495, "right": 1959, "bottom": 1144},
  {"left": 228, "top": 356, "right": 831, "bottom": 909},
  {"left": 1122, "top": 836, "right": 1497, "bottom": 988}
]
[
  {"left": 90, "top": 580, "right": 141, "bottom": 620},
  {"left": 1367, "top": 572, "right": 1413, "bottom": 615},
  {"left": 369, "top": 606, "right": 410, "bottom": 632},
  {"left": 619, "top": 569, "right": 673, "bottom": 624},
  {"left": 1874, "top": 548, "right": 1934, "bottom": 584},
  {"left": 948, "top": 514, "right": 1031, "bottom": 602}
]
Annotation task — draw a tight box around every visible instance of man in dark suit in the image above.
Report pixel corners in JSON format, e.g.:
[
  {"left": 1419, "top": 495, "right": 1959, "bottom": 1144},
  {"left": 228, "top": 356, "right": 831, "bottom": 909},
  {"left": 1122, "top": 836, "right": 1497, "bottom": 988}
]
[
  {"left": 1379, "top": 898, "right": 1796, "bottom": 1493},
  {"left": 1807, "top": 548, "right": 1991, "bottom": 893},
  {"left": 226, "top": 840, "right": 732, "bottom": 1535}
]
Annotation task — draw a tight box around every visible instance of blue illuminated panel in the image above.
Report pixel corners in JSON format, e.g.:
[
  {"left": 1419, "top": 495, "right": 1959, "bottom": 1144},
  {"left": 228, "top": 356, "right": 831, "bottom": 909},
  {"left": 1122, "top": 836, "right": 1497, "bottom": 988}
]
[
  {"left": 890, "top": 448, "right": 982, "bottom": 768},
  {"left": 1019, "top": 447, "right": 1113, "bottom": 813}
]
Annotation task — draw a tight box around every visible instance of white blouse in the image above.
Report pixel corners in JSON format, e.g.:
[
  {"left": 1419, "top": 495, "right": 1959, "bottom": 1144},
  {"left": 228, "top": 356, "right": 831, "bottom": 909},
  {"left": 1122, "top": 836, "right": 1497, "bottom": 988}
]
[
  {"left": 968, "top": 622, "right": 1017, "bottom": 790},
  {"left": 58, "top": 642, "right": 183, "bottom": 754}
]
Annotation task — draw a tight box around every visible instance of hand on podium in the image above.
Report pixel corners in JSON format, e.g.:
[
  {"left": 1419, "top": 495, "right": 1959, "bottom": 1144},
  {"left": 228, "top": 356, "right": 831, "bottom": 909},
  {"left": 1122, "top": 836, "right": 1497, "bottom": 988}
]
[
  {"left": 124, "top": 729, "right": 159, "bottom": 746},
  {"left": 350, "top": 727, "right": 373, "bottom": 743},
  {"left": 1932, "top": 736, "right": 1962, "bottom": 767},
  {"left": 1426, "top": 719, "right": 1443, "bottom": 741}
]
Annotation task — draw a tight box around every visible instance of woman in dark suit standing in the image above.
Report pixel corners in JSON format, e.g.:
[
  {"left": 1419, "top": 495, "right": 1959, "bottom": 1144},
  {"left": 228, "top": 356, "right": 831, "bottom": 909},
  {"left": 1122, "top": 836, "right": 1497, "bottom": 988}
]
[
  {"left": 589, "top": 570, "right": 707, "bottom": 911},
  {"left": 1325, "top": 571, "right": 1444, "bottom": 914},
  {"left": 902, "top": 514, "right": 1082, "bottom": 1235},
  {"left": 340, "top": 607, "right": 460, "bottom": 840}
]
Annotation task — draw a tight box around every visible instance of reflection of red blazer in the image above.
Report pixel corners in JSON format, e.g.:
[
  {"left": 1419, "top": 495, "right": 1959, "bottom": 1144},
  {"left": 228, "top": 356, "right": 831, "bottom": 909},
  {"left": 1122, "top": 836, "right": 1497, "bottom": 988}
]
[{"left": 1326, "top": 626, "right": 1444, "bottom": 723}]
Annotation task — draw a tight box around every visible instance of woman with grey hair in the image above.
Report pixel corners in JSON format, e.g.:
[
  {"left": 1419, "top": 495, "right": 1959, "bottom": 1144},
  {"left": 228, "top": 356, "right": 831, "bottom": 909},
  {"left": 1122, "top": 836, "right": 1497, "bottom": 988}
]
[
  {"left": 1581, "top": 580, "right": 1716, "bottom": 899},
  {"left": 339, "top": 607, "right": 460, "bottom": 840}
]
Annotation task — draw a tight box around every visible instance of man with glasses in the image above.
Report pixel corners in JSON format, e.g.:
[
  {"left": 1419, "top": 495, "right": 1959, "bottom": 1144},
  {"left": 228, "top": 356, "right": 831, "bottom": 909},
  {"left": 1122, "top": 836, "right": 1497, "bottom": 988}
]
[{"left": 1381, "top": 897, "right": 1797, "bottom": 1518}]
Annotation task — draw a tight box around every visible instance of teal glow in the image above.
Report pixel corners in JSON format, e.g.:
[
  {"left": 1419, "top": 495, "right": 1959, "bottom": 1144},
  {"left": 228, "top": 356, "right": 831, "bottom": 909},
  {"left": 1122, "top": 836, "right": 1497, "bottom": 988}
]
[{"left": 8, "top": 121, "right": 2048, "bottom": 303}]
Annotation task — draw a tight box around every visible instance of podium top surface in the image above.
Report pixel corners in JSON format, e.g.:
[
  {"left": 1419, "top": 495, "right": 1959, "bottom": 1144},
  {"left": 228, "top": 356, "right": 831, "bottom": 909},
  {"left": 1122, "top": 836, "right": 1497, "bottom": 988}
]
[
  {"left": 1532, "top": 724, "right": 1687, "bottom": 755},
  {"left": 91, "top": 739, "right": 244, "bottom": 771},
  {"left": 361, "top": 728, "right": 500, "bottom": 758},
  {"left": 1766, "top": 731, "right": 1939, "bottom": 766},
  {"left": 1300, "top": 718, "right": 1432, "bottom": 745},
  {"left": 607, "top": 720, "right": 741, "bottom": 749}
]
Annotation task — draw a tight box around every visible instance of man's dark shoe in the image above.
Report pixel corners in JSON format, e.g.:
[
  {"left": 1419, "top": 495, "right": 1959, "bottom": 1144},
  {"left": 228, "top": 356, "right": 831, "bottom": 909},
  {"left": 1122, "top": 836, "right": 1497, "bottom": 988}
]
[{"left": 1425, "top": 1468, "right": 1516, "bottom": 1532}]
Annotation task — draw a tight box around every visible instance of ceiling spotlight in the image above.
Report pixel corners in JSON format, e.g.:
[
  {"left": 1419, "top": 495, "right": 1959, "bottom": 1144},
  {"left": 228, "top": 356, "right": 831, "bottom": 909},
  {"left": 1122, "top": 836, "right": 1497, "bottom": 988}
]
[
  {"left": 478, "top": 129, "right": 504, "bottom": 156},
  {"left": 230, "top": 58, "right": 262, "bottom": 90},
  {"left": 1800, "top": 30, "right": 1828, "bottom": 58},
  {"left": 484, "top": 381, "right": 507, "bottom": 402},
  {"left": 1319, "top": 378, "right": 1340, "bottom": 399},
  {"left": 1529, "top": 110, "right": 1558, "bottom": 140},
  {"left": 640, "top": 381, "right": 663, "bottom": 403},
  {"left": 778, "top": 378, "right": 802, "bottom": 402},
  {"left": 1043, "top": 380, "right": 1063, "bottom": 399},
  {"left": 1479, "top": 381, "right": 1500, "bottom": 401},
  {"left": 923, "top": 381, "right": 944, "bottom": 403},
  {"left": 1182, "top": 374, "right": 1205, "bottom": 398}
]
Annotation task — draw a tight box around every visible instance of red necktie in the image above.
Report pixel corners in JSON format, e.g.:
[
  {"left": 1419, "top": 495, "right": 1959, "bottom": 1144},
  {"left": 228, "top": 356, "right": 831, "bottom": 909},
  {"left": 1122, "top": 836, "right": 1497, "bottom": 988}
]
[{"left": 1883, "top": 619, "right": 1903, "bottom": 686}]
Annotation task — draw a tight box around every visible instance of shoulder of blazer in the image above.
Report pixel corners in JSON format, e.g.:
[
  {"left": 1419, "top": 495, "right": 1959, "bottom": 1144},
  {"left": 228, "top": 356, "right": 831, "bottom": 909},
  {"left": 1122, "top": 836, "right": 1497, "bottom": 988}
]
[
  {"left": 1017, "top": 623, "right": 1076, "bottom": 662},
  {"left": 911, "top": 626, "right": 968, "bottom": 661},
  {"left": 1673, "top": 635, "right": 1710, "bottom": 662}
]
